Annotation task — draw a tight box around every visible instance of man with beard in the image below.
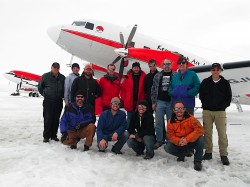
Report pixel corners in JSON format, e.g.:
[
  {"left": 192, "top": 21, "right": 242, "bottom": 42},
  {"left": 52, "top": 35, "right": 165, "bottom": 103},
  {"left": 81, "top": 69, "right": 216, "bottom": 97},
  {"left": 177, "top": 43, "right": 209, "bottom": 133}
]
[
  {"left": 97, "top": 97, "right": 128, "bottom": 154},
  {"left": 60, "top": 90, "right": 96, "bottom": 151},
  {"left": 71, "top": 64, "right": 101, "bottom": 112},
  {"left": 99, "top": 64, "right": 121, "bottom": 111}
]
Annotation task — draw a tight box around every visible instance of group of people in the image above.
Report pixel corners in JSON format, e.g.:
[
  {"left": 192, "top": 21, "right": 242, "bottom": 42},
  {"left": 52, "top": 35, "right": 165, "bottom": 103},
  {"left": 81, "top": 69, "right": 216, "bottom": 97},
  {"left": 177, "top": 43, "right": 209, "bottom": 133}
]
[{"left": 38, "top": 56, "right": 232, "bottom": 171}]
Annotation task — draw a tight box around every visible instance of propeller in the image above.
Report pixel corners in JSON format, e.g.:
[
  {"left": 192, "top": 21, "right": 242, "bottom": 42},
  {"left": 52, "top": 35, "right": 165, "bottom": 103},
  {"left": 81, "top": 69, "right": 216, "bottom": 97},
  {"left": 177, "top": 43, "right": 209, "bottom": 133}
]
[{"left": 112, "top": 24, "right": 137, "bottom": 79}]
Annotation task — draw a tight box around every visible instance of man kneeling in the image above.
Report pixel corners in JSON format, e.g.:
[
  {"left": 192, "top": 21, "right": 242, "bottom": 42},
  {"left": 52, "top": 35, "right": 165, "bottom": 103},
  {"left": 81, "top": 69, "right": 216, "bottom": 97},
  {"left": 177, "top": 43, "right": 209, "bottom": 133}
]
[
  {"left": 97, "top": 97, "right": 128, "bottom": 154},
  {"left": 60, "top": 90, "right": 96, "bottom": 151},
  {"left": 164, "top": 101, "right": 204, "bottom": 171}
]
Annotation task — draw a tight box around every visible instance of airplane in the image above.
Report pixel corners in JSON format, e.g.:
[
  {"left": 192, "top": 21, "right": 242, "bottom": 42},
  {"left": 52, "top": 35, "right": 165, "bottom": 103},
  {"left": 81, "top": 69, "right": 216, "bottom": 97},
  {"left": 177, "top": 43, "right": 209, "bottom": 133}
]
[
  {"left": 3, "top": 70, "right": 40, "bottom": 97},
  {"left": 46, "top": 19, "right": 250, "bottom": 110}
]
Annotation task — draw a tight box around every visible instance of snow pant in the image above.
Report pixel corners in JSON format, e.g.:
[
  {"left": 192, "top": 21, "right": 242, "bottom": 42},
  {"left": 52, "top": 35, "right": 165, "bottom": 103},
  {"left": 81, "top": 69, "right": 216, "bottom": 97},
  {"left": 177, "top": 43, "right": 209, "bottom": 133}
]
[
  {"left": 43, "top": 99, "right": 63, "bottom": 139},
  {"left": 203, "top": 110, "right": 228, "bottom": 156},
  {"left": 164, "top": 136, "right": 204, "bottom": 161},
  {"left": 63, "top": 123, "right": 96, "bottom": 147}
]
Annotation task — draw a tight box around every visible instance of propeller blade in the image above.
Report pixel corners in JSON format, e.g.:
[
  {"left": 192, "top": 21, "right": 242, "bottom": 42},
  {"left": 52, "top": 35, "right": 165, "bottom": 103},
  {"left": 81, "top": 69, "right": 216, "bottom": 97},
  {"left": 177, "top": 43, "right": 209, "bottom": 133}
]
[
  {"left": 125, "top": 24, "right": 137, "bottom": 49},
  {"left": 112, "top": 56, "right": 121, "bottom": 65},
  {"left": 119, "top": 58, "right": 125, "bottom": 79},
  {"left": 120, "top": 32, "right": 124, "bottom": 48}
]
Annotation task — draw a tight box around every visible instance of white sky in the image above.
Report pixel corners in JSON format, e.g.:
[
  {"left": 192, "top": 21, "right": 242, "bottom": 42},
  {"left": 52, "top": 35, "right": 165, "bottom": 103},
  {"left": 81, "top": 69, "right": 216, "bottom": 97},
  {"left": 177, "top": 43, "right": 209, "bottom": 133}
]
[{"left": 0, "top": 0, "right": 250, "bottom": 78}]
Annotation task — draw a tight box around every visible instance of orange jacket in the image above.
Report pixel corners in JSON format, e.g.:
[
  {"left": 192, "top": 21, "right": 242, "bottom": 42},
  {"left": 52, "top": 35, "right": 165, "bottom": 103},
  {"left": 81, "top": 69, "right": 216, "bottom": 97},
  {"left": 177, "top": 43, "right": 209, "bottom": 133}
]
[
  {"left": 167, "top": 112, "right": 204, "bottom": 146},
  {"left": 121, "top": 71, "right": 146, "bottom": 112}
]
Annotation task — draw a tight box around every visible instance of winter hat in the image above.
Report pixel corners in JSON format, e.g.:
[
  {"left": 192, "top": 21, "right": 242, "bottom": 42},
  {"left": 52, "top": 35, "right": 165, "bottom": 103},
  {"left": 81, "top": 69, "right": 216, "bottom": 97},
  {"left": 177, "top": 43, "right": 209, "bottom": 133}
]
[
  {"left": 132, "top": 62, "right": 141, "bottom": 68},
  {"left": 71, "top": 63, "right": 80, "bottom": 69},
  {"left": 138, "top": 100, "right": 148, "bottom": 108},
  {"left": 75, "top": 90, "right": 85, "bottom": 97},
  {"left": 211, "top": 63, "right": 223, "bottom": 70},
  {"left": 110, "top": 97, "right": 120, "bottom": 104}
]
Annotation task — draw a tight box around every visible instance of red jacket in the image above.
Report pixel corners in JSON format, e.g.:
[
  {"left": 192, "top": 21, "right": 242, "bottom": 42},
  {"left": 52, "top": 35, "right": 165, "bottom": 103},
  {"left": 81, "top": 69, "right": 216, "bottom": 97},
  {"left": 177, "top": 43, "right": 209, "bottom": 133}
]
[
  {"left": 121, "top": 71, "right": 146, "bottom": 112},
  {"left": 167, "top": 112, "right": 204, "bottom": 146},
  {"left": 99, "top": 75, "right": 121, "bottom": 108}
]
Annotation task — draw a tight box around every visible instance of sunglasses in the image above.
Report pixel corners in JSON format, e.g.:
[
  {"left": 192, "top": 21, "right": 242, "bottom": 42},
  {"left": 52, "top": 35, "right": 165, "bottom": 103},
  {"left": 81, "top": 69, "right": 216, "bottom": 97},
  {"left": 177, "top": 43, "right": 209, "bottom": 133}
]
[
  {"left": 76, "top": 95, "right": 84, "bottom": 99},
  {"left": 109, "top": 68, "right": 116, "bottom": 71},
  {"left": 163, "top": 63, "right": 172, "bottom": 66},
  {"left": 111, "top": 102, "right": 120, "bottom": 106},
  {"left": 149, "top": 64, "right": 156, "bottom": 67},
  {"left": 138, "top": 105, "right": 147, "bottom": 109},
  {"left": 85, "top": 68, "right": 92, "bottom": 71},
  {"left": 174, "top": 107, "right": 185, "bottom": 111},
  {"left": 177, "top": 61, "right": 187, "bottom": 65}
]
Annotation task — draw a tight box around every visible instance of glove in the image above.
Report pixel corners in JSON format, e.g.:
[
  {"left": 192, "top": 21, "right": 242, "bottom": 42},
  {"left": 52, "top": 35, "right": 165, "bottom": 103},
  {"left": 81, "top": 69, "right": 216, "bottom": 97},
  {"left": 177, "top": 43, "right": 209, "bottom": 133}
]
[{"left": 60, "top": 133, "right": 68, "bottom": 143}]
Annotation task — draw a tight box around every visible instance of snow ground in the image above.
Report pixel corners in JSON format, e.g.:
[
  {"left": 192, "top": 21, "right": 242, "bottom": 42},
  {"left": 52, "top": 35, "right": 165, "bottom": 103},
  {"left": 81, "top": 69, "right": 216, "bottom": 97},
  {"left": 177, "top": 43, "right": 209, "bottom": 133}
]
[{"left": 0, "top": 92, "right": 249, "bottom": 187}]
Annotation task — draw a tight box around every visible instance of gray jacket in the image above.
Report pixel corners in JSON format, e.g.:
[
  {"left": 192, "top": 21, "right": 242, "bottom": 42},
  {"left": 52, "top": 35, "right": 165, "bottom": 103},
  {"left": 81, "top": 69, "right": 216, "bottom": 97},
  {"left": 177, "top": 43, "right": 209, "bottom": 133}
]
[
  {"left": 64, "top": 73, "right": 79, "bottom": 103},
  {"left": 151, "top": 70, "right": 175, "bottom": 104}
]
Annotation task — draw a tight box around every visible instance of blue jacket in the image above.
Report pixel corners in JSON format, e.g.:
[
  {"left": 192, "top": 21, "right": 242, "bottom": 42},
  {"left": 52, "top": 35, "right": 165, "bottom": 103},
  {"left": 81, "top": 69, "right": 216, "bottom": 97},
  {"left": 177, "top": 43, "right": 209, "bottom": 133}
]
[
  {"left": 97, "top": 110, "right": 127, "bottom": 142},
  {"left": 60, "top": 103, "right": 96, "bottom": 134},
  {"left": 168, "top": 70, "right": 200, "bottom": 108}
]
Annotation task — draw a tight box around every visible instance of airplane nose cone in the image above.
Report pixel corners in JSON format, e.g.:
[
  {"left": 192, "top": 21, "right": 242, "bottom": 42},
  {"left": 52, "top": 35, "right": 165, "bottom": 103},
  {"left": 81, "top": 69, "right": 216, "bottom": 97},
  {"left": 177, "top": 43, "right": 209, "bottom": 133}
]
[{"left": 47, "top": 26, "right": 62, "bottom": 43}]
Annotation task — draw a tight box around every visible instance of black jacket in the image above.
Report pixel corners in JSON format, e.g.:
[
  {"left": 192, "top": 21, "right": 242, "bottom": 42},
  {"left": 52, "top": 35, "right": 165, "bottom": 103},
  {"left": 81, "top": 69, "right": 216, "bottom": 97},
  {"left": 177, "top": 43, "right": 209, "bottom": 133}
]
[
  {"left": 128, "top": 111, "right": 155, "bottom": 138},
  {"left": 199, "top": 75, "right": 232, "bottom": 111},
  {"left": 143, "top": 70, "right": 158, "bottom": 104},
  {"left": 38, "top": 72, "right": 65, "bottom": 102},
  {"left": 71, "top": 74, "right": 101, "bottom": 106}
]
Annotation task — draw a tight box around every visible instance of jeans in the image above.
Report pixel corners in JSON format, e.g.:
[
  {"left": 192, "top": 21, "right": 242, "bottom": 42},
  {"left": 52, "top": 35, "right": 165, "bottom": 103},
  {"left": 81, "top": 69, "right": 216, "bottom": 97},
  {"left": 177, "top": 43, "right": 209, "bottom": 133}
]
[
  {"left": 155, "top": 100, "right": 172, "bottom": 144},
  {"left": 126, "top": 111, "right": 134, "bottom": 128},
  {"left": 164, "top": 136, "right": 204, "bottom": 161},
  {"left": 127, "top": 133, "right": 155, "bottom": 157},
  {"left": 97, "top": 131, "right": 129, "bottom": 152}
]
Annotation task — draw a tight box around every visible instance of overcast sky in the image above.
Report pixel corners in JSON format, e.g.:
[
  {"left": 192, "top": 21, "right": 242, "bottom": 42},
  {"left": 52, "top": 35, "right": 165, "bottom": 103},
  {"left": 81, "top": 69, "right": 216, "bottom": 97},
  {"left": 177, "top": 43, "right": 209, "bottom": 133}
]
[{"left": 0, "top": 0, "right": 250, "bottom": 79}]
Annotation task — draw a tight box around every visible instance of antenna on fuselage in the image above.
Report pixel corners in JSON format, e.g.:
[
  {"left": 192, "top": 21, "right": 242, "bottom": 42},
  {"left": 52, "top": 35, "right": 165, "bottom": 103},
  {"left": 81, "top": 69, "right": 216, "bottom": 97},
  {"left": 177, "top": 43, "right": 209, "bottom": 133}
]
[{"left": 66, "top": 55, "right": 74, "bottom": 67}]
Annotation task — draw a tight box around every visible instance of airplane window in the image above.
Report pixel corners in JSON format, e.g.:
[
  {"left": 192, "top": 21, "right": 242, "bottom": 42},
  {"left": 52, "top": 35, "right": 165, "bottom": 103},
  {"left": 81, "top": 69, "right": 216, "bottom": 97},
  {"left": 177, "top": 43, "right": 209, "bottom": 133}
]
[
  {"left": 144, "top": 46, "right": 150, "bottom": 49},
  {"left": 85, "top": 22, "right": 94, "bottom": 30},
  {"left": 72, "top": 21, "right": 86, "bottom": 26}
]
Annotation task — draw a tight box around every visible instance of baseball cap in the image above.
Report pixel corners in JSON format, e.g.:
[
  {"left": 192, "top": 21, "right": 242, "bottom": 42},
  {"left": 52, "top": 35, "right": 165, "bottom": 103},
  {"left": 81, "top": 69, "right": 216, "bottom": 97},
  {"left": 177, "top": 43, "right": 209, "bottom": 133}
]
[
  {"left": 52, "top": 62, "right": 60, "bottom": 68},
  {"left": 71, "top": 63, "right": 80, "bottom": 69},
  {"left": 110, "top": 97, "right": 120, "bottom": 104},
  {"left": 211, "top": 63, "right": 222, "bottom": 70},
  {"left": 132, "top": 62, "right": 141, "bottom": 68}
]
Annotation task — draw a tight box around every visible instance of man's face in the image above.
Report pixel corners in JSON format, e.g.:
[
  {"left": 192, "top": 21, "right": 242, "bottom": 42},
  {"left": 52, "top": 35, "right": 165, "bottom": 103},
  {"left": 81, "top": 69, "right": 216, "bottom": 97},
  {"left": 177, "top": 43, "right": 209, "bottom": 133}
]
[
  {"left": 132, "top": 66, "right": 140, "bottom": 74},
  {"left": 76, "top": 95, "right": 84, "bottom": 106},
  {"left": 211, "top": 68, "right": 222, "bottom": 79},
  {"left": 107, "top": 65, "right": 116, "bottom": 75},
  {"left": 149, "top": 63, "right": 157, "bottom": 72},
  {"left": 51, "top": 66, "right": 60, "bottom": 75},
  {"left": 178, "top": 61, "right": 187, "bottom": 72},
  {"left": 84, "top": 67, "right": 93, "bottom": 76},
  {"left": 162, "top": 60, "right": 172, "bottom": 72},
  {"left": 173, "top": 103, "right": 186, "bottom": 118},
  {"left": 72, "top": 67, "right": 80, "bottom": 74},
  {"left": 138, "top": 104, "right": 147, "bottom": 115},
  {"left": 111, "top": 101, "right": 120, "bottom": 111}
]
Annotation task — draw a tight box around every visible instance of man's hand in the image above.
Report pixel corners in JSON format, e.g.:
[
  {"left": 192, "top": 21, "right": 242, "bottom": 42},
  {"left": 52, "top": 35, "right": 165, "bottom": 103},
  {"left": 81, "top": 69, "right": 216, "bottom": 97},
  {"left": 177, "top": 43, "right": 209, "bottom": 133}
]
[
  {"left": 112, "top": 132, "right": 118, "bottom": 141},
  {"left": 136, "top": 137, "right": 142, "bottom": 142},
  {"left": 129, "top": 134, "right": 135, "bottom": 139},
  {"left": 179, "top": 137, "right": 188, "bottom": 146},
  {"left": 99, "top": 139, "right": 107, "bottom": 149}
]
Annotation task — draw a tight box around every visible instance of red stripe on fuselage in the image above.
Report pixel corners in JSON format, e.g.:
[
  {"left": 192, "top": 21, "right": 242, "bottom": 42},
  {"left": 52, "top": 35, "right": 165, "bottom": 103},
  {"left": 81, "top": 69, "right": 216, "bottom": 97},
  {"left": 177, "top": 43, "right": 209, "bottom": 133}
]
[
  {"left": 246, "top": 94, "right": 250, "bottom": 97},
  {"left": 62, "top": 29, "right": 122, "bottom": 48}
]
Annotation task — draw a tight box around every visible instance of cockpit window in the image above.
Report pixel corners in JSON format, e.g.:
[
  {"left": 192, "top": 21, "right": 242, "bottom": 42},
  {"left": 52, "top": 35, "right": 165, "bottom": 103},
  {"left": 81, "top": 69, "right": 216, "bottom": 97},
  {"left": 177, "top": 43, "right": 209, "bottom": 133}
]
[
  {"left": 72, "top": 21, "right": 86, "bottom": 26},
  {"left": 85, "top": 22, "right": 94, "bottom": 30}
]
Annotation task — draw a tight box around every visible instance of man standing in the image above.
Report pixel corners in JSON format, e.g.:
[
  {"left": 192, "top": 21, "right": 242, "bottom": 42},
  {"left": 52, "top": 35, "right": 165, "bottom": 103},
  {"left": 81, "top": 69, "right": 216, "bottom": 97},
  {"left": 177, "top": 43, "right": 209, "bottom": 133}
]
[
  {"left": 99, "top": 64, "right": 121, "bottom": 111},
  {"left": 71, "top": 64, "right": 101, "bottom": 110},
  {"left": 199, "top": 63, "right": 232, "bottom": 165},
  {"left": 38, "top": 62, "right": 65, "bottom": 143},
  {"left": 121, "top": 62, "right": 146, "bottom": 125},
  {"left": 168, "top": 56, "right": 200, "bottom": 115},
  {"left": 144, "top": 59, "right": 158, "bottom": 114},
  {"left": 97, "top": 97, "right": 128, "bottom": 154},
  {"left": 60, "top": 90, "right": 96, "bottom": 151},
  {"left": 64, "top": 63, "right": 80, "bottom": 106},
  {"left": 151, "top": 59, "right": 174, "bottom": 149},
  {"left": 164, "top": 101, "right": 204, "bottom": 171}
]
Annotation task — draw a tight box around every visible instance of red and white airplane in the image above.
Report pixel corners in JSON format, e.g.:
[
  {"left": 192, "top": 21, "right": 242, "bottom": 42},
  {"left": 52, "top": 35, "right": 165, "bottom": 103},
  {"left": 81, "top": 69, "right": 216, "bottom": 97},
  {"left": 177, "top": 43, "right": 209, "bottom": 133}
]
[
  {"left": 3, "top": 70, "right": 40, "bottom": 97},
  {"left": 46, "top": 19, "right": 250, "bottom": 109}
]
